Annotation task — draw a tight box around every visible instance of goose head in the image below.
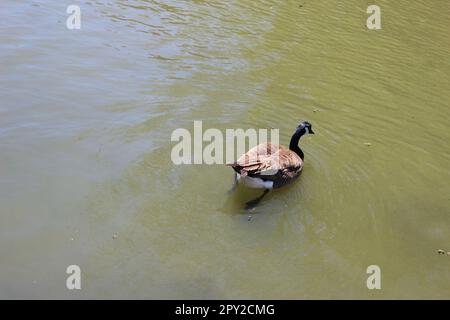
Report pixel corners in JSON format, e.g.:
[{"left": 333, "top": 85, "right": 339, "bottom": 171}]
[
  {"left": 289, "top": 121, "right": 314, "bottom": 159},
  {"left": 297, "top": 121, "right": 315, "bottom": 135}
]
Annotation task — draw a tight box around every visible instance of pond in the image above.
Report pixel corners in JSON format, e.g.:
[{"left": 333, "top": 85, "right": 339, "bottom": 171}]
[{"left": 0, "top": 0, "right": 449, "bottom": 298}]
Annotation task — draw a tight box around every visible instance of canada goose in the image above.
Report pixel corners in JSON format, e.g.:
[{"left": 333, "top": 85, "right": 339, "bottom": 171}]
[{"left": 227, "top": 121, "right": 314, "bottom": 209}]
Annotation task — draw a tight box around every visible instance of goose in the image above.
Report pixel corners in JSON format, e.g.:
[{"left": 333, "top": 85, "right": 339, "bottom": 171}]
[{"left": 227, "top": 121, "right": 314, "bottom": 209}]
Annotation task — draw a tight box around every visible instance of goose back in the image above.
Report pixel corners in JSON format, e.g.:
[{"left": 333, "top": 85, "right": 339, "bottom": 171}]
[{"left": 229, "top": 143, "right": 303, "bottom": 188}]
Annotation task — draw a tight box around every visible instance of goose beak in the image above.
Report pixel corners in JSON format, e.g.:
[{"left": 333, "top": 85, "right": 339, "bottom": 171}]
[{"left": 310, "top": 129, "right": 315, "bottom": 134}]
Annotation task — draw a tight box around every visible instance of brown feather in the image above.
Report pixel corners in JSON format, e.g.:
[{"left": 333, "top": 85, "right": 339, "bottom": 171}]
[{"left": 229, "top": 143, "right": 303, "bottom": 188}]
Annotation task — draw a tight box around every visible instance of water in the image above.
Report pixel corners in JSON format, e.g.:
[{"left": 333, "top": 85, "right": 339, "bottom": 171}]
[{"left": 1, "top": 0, "right": 449, "bottom": 299}]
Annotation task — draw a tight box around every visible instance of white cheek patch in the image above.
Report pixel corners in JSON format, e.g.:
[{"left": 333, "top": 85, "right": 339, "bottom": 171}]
[{"left": 305, "top": 126, "right": 310, "bottom": 134}]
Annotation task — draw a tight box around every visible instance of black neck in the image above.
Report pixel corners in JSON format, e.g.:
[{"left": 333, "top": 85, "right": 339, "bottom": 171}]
[{"left": 289, "top": 129, "right": 304, "bottom": 160}]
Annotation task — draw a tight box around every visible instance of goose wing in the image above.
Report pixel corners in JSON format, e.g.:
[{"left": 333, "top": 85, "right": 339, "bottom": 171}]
[{"left": 228, "top": 143, "right": 303, "bottom": 180}]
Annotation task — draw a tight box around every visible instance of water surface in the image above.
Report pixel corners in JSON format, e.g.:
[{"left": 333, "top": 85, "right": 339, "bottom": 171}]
[{"left": 1, "top": 0, "right": 449, "bottom": 299}]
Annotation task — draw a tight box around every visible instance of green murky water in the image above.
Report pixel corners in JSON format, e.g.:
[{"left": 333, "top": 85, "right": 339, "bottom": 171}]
[{"left": 1, "top": 0, "right": 449, "bottom": 299}]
